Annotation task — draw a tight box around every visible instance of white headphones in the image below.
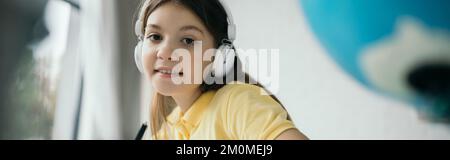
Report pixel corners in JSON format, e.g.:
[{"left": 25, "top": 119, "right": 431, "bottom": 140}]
[{"left": 134, "top": 0, "right": 236, "bottom": 78}]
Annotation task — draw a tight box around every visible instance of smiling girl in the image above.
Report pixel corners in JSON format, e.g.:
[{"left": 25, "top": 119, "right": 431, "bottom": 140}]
[{"left": 134, "top": 0, "right": 308, "bottom": 140}]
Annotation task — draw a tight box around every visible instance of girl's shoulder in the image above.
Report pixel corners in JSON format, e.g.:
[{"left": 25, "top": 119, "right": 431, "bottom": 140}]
[
  {"left": 209, "top": 82, "right": 293, "bottom": 140},
  {"left": 211, "top": 82, "right": 279, "bottom": 112}
]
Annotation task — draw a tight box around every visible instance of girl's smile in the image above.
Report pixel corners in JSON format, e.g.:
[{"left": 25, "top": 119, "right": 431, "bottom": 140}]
[{"left": 154, "top": 66, "right": 184, "bottom": 79}]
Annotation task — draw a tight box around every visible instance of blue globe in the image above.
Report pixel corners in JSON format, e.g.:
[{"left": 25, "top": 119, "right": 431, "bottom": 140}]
[{"left": 300, "top": 0, "right": 450, "bottom": 122}]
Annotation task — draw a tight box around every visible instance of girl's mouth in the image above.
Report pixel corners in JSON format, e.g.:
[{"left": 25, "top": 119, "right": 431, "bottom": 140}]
[{"left": 154, "top": 69, "right": 183, "bottom": 78}]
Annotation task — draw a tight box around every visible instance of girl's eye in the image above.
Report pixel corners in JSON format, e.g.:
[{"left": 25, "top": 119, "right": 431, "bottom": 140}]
[
  {"left": 147, "top": 34, "right": 162, "bottom": 41},
  {"left": 181, "top": 38, "right": 195, "bottom": 46}
]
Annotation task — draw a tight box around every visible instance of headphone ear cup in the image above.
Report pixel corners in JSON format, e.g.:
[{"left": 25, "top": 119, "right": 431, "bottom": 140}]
[
  {"left": 134, "top": 41, "right": 144, "bottom": 73},
  {"left": 213, "top": 44, "right": 235, "bottom": 77}
]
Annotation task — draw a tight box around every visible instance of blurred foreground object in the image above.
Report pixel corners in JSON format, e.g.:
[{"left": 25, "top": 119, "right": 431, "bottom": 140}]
[{"left": 301, "top": 0, "right": 450, "bottom": 122}]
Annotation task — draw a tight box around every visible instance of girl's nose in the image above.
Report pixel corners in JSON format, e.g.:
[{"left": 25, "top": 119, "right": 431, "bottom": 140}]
[{"left": 157, "top": 42, "right": 175, "bottom": 61}]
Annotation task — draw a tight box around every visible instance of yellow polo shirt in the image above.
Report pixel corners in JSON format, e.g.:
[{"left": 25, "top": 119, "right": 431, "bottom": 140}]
[{"left": 155, "top": 83, "right": 296, "bottom": 140}]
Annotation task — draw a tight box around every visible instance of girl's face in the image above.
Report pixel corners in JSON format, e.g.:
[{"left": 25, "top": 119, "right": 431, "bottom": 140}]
[{"left": 142, "top": 2, "right": 215, "bottom": 96}]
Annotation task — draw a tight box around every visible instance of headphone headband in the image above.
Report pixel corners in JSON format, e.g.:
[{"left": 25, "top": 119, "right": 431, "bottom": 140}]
[
  {"left": 218, "top": 0, "right": 236, "bottom": 41},
  {"left": 135, "top": 20, "right": 143, "bottom": 39},
  {"left": 135, "top": 0, "right": 236, "bottom": 41}
]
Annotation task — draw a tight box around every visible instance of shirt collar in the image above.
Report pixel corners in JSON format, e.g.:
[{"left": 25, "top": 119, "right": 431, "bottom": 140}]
[{"left": 166, "top": 91, "right": 216, "bottom": 128}]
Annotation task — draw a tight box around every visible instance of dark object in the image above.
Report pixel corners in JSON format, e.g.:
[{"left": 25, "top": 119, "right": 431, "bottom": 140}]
[
  {"left": 135, "top": 122, "right": 148, "bottom": 140},
  {"left": 408, "top": 64, "right": 450, "bottom": 121}
]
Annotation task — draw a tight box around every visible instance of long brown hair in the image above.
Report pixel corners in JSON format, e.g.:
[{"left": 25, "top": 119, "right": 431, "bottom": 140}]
[{"left": 136, "top": 0, "right": 291, "bottom": 139}]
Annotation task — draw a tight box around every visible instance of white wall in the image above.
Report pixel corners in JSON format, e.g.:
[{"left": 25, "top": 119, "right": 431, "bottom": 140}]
[{"left": 226, "top": 0, "right": 450, "bottom": 139}]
